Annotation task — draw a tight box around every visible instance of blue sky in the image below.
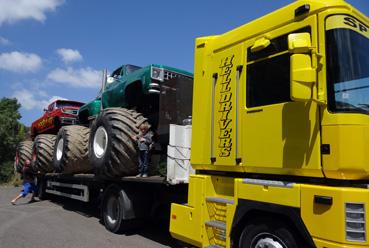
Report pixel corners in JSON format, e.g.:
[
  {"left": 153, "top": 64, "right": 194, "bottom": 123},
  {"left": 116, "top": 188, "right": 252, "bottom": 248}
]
[{"left": 0, "top": 0, "right": 368, "bottom": 126}]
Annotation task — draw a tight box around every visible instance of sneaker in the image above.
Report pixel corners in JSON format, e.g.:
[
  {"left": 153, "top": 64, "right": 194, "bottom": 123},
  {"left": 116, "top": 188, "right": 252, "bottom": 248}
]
[
  {"left": 136, "top": 174, "right": 142, "bottom": 177},
  {"left": 11, "top": 201, "right": 16, "bottom": 205},
  {"left": 142, "top": 174, "right": 148, "bottom": 178}
]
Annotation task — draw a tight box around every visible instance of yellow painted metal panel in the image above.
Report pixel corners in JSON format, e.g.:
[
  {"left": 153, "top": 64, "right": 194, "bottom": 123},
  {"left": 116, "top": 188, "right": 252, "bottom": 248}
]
[
  {"left": 301, "top": 184, "right": 369, "bottom": 246},
  {"left": 241, "top": 14, "right": 323, "bottom": 178},
  {"left": 322, "top": 125, "right": 369, "bottom": 179},
  {"left": 170, "top": 175, "right": 206, "bottom": 247},
  {"left": 236, "top": 179, "right": 301, "bottom": 208},
  {"left": 212, "top": 44, "right": 244, "bottom": 166}
]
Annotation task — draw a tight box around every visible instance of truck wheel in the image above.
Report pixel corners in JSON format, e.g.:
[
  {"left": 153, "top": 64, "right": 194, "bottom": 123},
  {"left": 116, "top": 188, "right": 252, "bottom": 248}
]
[
  {"left": 239, "top": 218, "right": 301, "bottom": 248},
  {"left": 32, "top": 134, "right": 56, "bottom": 173},
  {"left": 53, "top": 125, "right": 91, "bottom": 174},
  {"left": 89, "top": 108, "right": 148, "bottom": 177},
  {"left": 15, "top": 141, "right": 33, "bottom": 173},
  {"left": 102, "top": 185, "right": 127, "bottom": 233}
]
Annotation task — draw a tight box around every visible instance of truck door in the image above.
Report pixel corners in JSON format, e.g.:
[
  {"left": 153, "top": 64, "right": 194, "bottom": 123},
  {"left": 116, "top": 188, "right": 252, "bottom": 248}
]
[
  {"left": 241, "top": 15, "right": 323, "bottom": 177},
  {"left": 211, "top": 43, "right": 244, "bottom": 166}
]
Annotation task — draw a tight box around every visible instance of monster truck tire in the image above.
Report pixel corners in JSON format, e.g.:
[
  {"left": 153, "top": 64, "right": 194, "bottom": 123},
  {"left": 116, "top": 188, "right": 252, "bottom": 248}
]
[
  {"left": 32, "top": 134, "right": 56, "bottom": 173},
  {"left": 89, "top": 108, "right": 148, "bottom": 177},
  {"left": 53, "top": 125, "right": 91, "bottom": 174},
  {"left": 15, "top": 141, "right": 33, "bottom": 173}
]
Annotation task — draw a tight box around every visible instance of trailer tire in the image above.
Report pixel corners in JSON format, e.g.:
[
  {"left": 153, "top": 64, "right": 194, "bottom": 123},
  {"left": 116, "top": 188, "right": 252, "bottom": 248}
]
[
  {"left": 239, "top": 217, "right": 302, "bottom": 248},
  {"left": 32, "top": 134, "right": 56, "bottom": 173},
  {"left": 53, "top": 125, "right": 91, "bottom": 174},
  {"left": 15, "top": 141, "right": 33, "bottom": 173},
  {"left": 89, "top": 108, "right": 148, "bottom": 177},
  {"left": 102, "top": 185, "right": 133, "bottom": 233}
]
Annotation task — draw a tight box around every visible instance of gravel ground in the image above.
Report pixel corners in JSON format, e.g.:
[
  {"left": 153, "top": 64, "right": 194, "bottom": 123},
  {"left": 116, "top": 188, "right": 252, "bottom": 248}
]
[{"left": 0, "top": 186, "right": 185, "bottom": 248}]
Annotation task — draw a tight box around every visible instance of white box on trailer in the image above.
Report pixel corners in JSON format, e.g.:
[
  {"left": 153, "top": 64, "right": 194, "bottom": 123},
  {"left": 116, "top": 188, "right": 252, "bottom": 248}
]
[{"left": 167, "top": 124, "right": 194, "bottom": 185}]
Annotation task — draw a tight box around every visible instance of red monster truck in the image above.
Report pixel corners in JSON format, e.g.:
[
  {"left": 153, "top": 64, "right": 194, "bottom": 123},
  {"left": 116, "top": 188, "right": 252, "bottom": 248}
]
[{"left": 15, "top": 100, "right": 84, "bottom": 174}]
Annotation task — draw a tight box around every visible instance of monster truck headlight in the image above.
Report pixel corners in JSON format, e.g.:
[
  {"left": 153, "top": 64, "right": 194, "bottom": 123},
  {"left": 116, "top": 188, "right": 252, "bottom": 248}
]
[{"left": 151, "top": 67, "right": 164, "bottom": 82}]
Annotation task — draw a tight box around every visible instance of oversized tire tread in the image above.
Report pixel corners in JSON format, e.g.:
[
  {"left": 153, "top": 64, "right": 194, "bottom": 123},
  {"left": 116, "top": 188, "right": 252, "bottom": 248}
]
[
  {"left": 90, "top": 108, "right": 148, "bottom": 177},
  {"left": 32, "top": 134, "right": 56, "bottom": 173},
  {"left": 53, "top": 125, "right": 91, "bottom": 174},
  {"left": 15, "top": 141, "right": 33, "bottom": 173}
]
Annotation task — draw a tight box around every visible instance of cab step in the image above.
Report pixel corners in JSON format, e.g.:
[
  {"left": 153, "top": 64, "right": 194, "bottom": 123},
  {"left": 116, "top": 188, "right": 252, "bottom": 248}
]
[
  {"left": 206, "top": 197, "right": 234, "bottom": 205},
  {"left": 205, "top": 220, "right": 226, "bottom": 230},
  {"left": 205, "top": 245, "right": 223, "bottom": 248}
]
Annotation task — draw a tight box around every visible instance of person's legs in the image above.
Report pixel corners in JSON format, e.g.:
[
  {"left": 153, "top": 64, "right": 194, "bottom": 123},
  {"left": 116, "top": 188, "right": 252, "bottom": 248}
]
[
  {"left": 29, "top": 183, "right": 38, "bottom": 201},
  {"left": 137, "top": 151, "right": 144, "bottom": 177},
  {"left": 142, "top": 150, "right": 150, "bottom": 177},
  {"left": 11, "top": 182, "right": 31, "bottom": 204}
]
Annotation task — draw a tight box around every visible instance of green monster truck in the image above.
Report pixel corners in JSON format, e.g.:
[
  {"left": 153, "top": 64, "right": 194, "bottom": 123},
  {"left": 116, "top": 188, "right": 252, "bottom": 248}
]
[{"left": 53, "top": 64, "right": 193, "bottom": 177}]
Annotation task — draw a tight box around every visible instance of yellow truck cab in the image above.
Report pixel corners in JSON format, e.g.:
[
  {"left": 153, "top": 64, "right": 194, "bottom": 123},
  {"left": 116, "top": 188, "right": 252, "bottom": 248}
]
[{"left": 170, "top": 0, "right": 369, "bottom": 247}]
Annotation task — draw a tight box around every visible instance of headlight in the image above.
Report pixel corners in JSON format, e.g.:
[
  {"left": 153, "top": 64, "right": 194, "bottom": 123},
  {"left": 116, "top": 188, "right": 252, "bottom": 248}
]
[{"left": 151, "top": 67, "right": 164, "bottom": 82}]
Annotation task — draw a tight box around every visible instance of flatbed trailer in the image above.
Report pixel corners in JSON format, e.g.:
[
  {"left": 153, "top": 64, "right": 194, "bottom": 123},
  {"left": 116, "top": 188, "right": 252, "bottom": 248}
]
[{"left": 38, "top": 172, "right": 188, "bottom": 233}]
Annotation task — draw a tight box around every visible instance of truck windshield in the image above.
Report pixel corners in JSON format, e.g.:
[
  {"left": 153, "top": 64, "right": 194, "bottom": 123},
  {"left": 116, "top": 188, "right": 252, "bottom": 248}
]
[
  {"left": 56, "top": 101, "right": 83, "bottom": 108},
  {"left": 126, "top": 65, "right": 141, "bottom": 74},
  {"left": 326, "top": 15, "right": 369, "bottom": 114}
]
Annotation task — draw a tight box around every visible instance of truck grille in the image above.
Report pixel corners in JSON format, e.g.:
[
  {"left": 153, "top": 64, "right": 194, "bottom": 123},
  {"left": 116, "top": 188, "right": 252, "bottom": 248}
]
[
  {"left": 164, "top": 70, "right": 178, "bottom": 81},
  {"left": 346, "top": 203, "right": 366, "bottom": 242}
]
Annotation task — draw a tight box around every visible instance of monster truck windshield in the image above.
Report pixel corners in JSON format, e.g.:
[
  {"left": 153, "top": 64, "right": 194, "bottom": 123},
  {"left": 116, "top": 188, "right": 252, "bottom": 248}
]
[{"left": 56, "top": 101, "right": 84, "bottom": 109}]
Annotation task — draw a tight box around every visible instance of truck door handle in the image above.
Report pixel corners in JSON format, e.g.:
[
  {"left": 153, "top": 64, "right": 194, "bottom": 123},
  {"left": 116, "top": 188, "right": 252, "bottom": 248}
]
[{"left": 314, "top": 195, "right": 333, "bottom": 205}]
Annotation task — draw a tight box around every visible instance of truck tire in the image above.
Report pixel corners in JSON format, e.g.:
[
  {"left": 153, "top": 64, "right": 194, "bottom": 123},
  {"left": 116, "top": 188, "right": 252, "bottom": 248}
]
[
  {"left": 15, "top": 141, "right": 33, "bottom": 173},
  {"left": 101, "top": 184, "right": 138, "bottom": 233},
  {"left": 53, "top": 125, "right": 91, "bottom": 174},
  {"left": 32, "top": 134, "right": 56, "bottom": 173},
  {"left": 239, "top": 217, "right": 302, "bottom": 248},
  {"left": 89, "top": 108, "right": 148, "bottom": 177}
]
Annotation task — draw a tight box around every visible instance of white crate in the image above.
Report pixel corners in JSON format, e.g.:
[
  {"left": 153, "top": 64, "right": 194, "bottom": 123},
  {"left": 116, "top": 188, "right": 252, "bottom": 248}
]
[
  {"left": 169, "top": 124, "right": 192, "bottom": 148},
  {"left": 167, "top": 124, "right": 193, "bottom": 184},
  {"left": 167, "top": 156, "right": 194, "bottom": 185},
  {"left": 167, "top": 145, "right": 191, "bottom": 160}
]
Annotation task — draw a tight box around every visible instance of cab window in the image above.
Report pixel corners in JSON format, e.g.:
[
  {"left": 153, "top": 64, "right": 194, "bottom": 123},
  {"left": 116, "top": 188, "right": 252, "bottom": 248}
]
[{"left": 246, "top": 27, "right": 310, "bottom": 108}]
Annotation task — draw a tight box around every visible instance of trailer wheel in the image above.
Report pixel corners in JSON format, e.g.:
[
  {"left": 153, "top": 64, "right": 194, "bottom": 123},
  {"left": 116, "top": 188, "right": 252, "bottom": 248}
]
[
  {"left": 102, "top": 185, "right": 130, "bottom": 233},
  {"left": 32, "top": 134, "right": 56, "bottom": 173},
  {"left": 89, "top": 108, "right": 148, "bottom": 177},
  {"left": 239, "top": 218, "right": 301, "bottom": 248},
  {"left": 53, "top": 125, "right": 91, "bottom": 174},
  {"left": 14, "top": 141, "right": 33, "bottom": 173}
]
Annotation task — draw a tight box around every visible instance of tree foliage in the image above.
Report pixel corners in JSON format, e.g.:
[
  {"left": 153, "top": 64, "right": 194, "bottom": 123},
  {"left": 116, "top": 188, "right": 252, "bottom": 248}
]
[{"left": 0, "top": 98, "right": 27, "bottom": 183}]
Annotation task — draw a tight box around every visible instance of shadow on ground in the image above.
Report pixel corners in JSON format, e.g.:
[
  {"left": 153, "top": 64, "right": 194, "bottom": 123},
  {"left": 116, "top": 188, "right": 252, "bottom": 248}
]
[{"left": 44, "top": 195, "right": 192, "bottom": 248}]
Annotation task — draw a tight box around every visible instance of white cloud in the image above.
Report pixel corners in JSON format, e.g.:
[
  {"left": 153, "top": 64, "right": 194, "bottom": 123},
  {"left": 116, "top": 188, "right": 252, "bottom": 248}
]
[
  {"left": 0, "top": 36, "right": 10, "bottom": 45},
  {"left": 12, "top": 89, "right": 66, "bottom": 110},
  {"left": 0, "top": 0, "right": 64, "bottom": 26},
  {"left": 12, "top": 89, "right": 48, "bottom": 110},
  {"left": 0, "top": 51, "right": 42, "bottom": 73},
  {"left": 47, "top": 67, "right": 101, "bottom": 88},
  {"left": 56, "top": 48, "right": 83, "bottom": 63},
  {"left": 47, "top": 96, "right": 67, "bottom": 104}
]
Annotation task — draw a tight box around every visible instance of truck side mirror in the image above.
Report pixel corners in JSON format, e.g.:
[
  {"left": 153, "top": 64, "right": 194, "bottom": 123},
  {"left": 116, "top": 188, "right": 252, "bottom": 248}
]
[
  {"left": 288, "top": 33, "right": 316, "bottom": 102},
  {"left": 251, "top": 37, "right": 271, "bottom": 53}
]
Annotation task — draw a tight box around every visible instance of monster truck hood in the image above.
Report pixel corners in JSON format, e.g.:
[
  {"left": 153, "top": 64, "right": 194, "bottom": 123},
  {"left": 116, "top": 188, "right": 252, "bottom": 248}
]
[{"left": 150, "top": 64, "right": 193, "bottom": 77}]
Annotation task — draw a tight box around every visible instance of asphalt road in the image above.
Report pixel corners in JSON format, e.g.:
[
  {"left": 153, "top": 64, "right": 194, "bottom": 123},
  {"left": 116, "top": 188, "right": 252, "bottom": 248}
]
[{"left": 0, "top": 186, "right": 187, "bottom": 248}]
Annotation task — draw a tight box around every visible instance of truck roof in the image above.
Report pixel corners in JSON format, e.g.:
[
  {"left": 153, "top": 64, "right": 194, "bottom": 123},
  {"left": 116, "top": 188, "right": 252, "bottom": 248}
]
[{"left": 198, "top": 0, "right": 366, "bottom": 52}]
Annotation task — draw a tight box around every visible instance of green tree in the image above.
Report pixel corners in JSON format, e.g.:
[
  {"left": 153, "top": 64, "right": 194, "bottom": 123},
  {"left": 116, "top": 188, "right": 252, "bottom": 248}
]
[{"left": 0, "top": 98, "right": 27, "bottom": 183}]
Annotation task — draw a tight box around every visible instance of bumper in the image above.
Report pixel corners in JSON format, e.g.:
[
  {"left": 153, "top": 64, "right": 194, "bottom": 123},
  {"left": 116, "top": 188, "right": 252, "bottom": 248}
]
[{"left": 60, "top": 117, "right": 78, "bottom": 125}]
